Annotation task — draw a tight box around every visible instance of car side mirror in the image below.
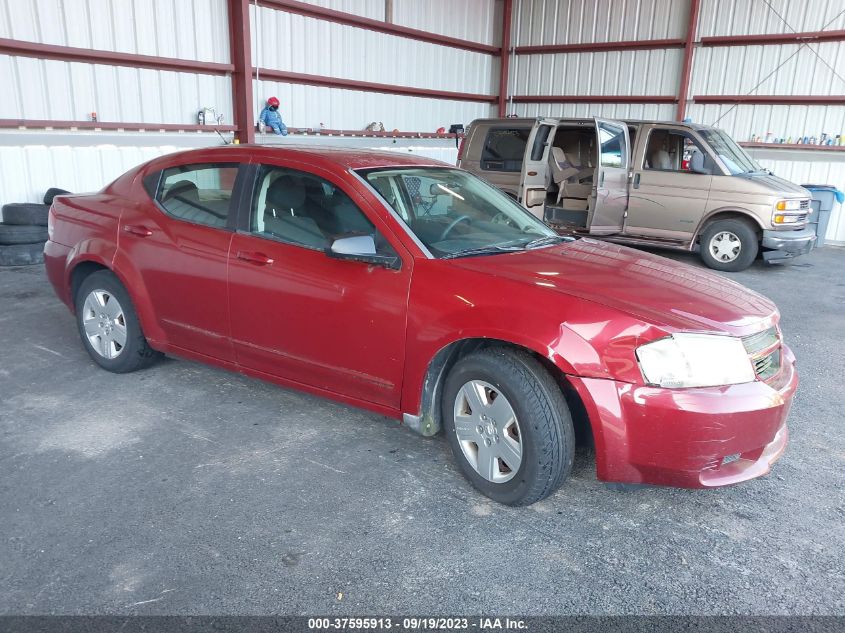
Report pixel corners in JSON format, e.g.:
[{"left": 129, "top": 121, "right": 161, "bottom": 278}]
[{"left": 326, "top": 235, "right": 400, "bottom": 270}]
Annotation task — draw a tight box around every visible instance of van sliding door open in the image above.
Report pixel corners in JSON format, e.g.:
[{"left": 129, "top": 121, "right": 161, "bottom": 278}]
[
  {"left": 591, "top": 118, "right": 630, "bottom": 235},
  {"left": 518, "top": 118, "right": 558, "bottom": 218}
]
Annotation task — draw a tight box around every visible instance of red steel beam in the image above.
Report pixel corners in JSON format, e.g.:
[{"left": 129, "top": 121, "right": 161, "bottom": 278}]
[
  {"left": 701, "top": 29, "right": 845, "bottom": 47},
  {"left": 0, "top": 119, "right": 237, "bottom": 131},
  {"left": 676, "top": 0, "right": 701, "bottom": 121},
  {"left": 228, "top": 0, "right": 255, "bottom": 144},
  {"left": 498, "top": 0, "right": 513, "bottom": 117},
  {"left": 693, "top": 95, "right": 845, "bottom": 105},
  {"left": 255, "top": 68, "right": 498, "bottom": 103},
  {"left": 511, "top": 95, "right": 677, "bottom": 104},
  {"left": 515, "top": 38, "right": 685, "bottom": 55},
  {"left": 257, "top": 0, "right": 499, "bottom": 55},
  {"left": 0, "top": 38, "right": 233, "bottom": 75}
]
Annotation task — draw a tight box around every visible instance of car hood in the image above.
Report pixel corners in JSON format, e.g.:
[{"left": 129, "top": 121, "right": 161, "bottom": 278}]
[{"left": 448, "top": 238, "right": 778, "bottom": 335}]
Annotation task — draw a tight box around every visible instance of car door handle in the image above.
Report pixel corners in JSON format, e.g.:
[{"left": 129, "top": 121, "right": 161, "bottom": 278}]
[
  {"left": 236, "top": 251, "right": 274, "bottom": 266},
  {"left": 633, "top": 173, "right": 641, "bottom": 189},
  {"left": 123, "top": 224, "right": 153, "bottom": 237}
]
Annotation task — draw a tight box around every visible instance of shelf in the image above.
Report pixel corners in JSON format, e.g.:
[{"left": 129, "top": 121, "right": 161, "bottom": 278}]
[{"left": 740, "top": 142, "right": 845, "bottom": 152}]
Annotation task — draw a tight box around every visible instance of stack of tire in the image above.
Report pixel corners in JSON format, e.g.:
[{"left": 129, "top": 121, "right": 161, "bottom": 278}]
[{"left": 0, "top": 188, "right": 69, "bottom": 266}]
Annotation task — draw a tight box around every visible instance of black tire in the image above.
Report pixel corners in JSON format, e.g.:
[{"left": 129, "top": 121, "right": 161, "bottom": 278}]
[
  {"left": 0, "top": 224, "right": 49, "bottom": 245},
  {"left": 0, "top": 242, "right": 45, "bottom": 266},
  {"left": 74, "top": 270, "right": 161, "bottom": 373},
  {"left": 442, "top": 347, "right": 575, "bottom": 506},
  {"left": 1, "top": 203, "right": 50, "bottom": 226},
  {"left": 43, "top": 187, "right": 71, "bottom": 205},
  {"left": 699, "top": 218, "right": 759, "bottom": 272}
]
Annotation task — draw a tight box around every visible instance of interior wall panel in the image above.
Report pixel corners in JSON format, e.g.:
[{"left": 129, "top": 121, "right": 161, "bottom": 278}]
[
  {"left": 250, "top": 6, "right": 495, "bottom": 97},
  {"left": 509, "top": 102, "right": 677, "bottom": 121},
  {"left": 0, "top": 55, "right": 233, "bottom": 124},
  {"left": 514, "top": 0, "right": 687, "bottom": 45},
  {"left": 513, "top": 49, "right": 682, "bottom": 97},
  {"left": 697, "top": 0, "right": 845, "bottom": 37},
  {"left": 0, "top": 0, "right": 231, "bottom": 63},
  {"left": 392, "top": 0, "right": 500, "bottom": 45},
  {"left": 686, "top": 103, "right": 845, "bottom": 144},
  {"left": 254, "top": 78, "right": 495, "bottom": 132}
]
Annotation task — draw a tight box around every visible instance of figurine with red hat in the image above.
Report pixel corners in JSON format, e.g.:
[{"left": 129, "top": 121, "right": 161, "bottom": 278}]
[{"left": 258, "top": 96, "right": 288, "bottom": 136}]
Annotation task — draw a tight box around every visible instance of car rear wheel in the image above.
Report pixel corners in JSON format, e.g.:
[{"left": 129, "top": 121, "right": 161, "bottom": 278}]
[
  {"left": 75, "top": 270, "right": 160, "bottom": 373},
  {"left": 442, "top": 347, "right": 574, "bottom": 506},
  {"left": 699, "top": 219, "right": 758, "bottom": 272}
]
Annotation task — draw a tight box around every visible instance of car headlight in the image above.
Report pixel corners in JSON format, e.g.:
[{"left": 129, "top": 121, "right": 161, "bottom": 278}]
[{"left": 636, "top": 333, "right": 756, "bottom": 388}]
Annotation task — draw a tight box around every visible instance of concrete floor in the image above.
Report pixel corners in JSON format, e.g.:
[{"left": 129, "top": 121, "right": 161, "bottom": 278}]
[{"left": 0, "top": 246, "right": 843, "bottom": 615}]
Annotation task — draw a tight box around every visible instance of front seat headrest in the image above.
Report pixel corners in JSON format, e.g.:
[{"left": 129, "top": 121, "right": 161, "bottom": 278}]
[{"left": 266, "top": 174, "right": 306, "bottom": 210}]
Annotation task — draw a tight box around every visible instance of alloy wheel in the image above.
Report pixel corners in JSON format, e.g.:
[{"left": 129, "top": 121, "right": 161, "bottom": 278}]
[
  {"left": 81, "top": 289, "right": 127, "bottom": 359},
  {"left": 452, "top": 380, "right": 523, "bottom": 483}
]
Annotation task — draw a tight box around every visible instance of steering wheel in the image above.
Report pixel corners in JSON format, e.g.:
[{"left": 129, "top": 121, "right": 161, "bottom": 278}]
[
  {"left": 438, "top": 215, "right": 472, "bottom": 241},
  {"left": 491, "top": 212, "right": 514, "bottom": 226}
]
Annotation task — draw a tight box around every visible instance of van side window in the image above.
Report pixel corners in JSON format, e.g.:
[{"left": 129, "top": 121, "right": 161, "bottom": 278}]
[
  {"left": 481, "top": 128, "right": 530, "bottom": 172},
  {"left": 597, "top": 123, "right": 626, "bottom": 168},
  {"left": 645, "top": 129, "right": 709, "bottom": 173}
]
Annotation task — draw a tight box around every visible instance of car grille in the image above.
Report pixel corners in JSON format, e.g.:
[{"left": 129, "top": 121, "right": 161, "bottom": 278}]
[{"left": 742, "top": 327, "right": 781, "bottom": 381}]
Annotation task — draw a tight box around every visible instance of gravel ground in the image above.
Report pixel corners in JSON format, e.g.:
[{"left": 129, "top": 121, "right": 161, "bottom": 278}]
[{"left": 0, "top": 247, "right": 843, "bottom": 616}]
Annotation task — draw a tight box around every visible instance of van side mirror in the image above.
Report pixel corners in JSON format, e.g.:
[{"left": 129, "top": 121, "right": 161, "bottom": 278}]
[{"left": 327, "top": 235, "right": 400, "bottom": 270}]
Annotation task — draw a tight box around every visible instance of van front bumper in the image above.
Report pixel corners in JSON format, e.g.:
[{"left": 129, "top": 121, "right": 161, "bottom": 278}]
[
  {"left": 762, "top": 227, "right": 816, "bottom": 261},
  {"left": 569, "top": 345, "right": 797, "bottom": 488}
]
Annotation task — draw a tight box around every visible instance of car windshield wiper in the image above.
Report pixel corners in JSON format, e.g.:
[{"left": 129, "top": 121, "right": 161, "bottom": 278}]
[
  {"left": 441, "top": 243, "right": 525, "bottom": 260},
  {"left": 524, "top": 235, "right": 566, "bottom": 249}
]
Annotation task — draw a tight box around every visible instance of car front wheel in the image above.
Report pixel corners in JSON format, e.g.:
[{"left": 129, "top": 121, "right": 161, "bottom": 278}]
[
  {"left": 75, "top": 270, "right": 160, "bottom": 373},
  {"left": 442, "top": 348, "right": 575, "bottom": 506}
]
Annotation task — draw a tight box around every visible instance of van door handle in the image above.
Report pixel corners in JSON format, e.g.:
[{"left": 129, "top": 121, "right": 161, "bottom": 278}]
[
  {"left": 236, "top": 251, "right": 274, "bottom": 266},
  {"left": 124, "top": 225, "right": 153, "bottom": 237},
  {"left": 633, "top": 173, "right": 641, "bottom": 189}
]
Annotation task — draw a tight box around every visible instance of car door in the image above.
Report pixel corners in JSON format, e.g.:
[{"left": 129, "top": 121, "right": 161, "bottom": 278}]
[
  {"left": 624, "top": 125, "right": 715, "bottom": 240},
  {"left": 518, "top": 118, "right": 558, "bottom": 217},
  {"left": 227, "top": 162, "right": 413, "bottom": 408},
  {"left": 120, "top": 159, "right": 250, "bottom": 362},
  {"left": 589, "top": 117, "right": 630, "bottom": 235}
]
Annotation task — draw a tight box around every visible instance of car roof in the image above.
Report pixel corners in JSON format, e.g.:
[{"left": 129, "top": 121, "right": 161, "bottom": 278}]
[{"left": 151, "top": 144, "right": 453, "bottom": 171}]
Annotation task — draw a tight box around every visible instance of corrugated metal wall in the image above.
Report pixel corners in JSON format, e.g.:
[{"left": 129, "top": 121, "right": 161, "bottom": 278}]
[
  {"left": 1, "top": 0, "right": 233, "bottom": 124},
  {"left": 249, "top": 3, "right": 497, "bottom": 132}
]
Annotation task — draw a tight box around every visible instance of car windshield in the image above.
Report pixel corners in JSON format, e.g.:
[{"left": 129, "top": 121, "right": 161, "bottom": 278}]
[
  {"left": 357, "top": 167, "right": 562, "bottom": 258},
  {"left": 698, "top": 127, "right": 761, "bottom": 175}
]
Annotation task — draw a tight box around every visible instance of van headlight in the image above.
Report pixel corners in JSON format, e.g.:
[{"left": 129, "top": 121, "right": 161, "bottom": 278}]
[
  {"left": 773, "top": 199, "right": 806, "bottom": 224},
  {"left": 636, "top": 334, "right": 756, "bottom": 388}
]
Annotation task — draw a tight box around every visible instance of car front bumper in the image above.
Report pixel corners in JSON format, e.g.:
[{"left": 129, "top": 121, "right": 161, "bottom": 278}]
[
  {"left": 569, "top": 344, "right": 797, "bottom": 488},
  {"left": 762, "top": 227, "right": 816, "bottom": 262}
]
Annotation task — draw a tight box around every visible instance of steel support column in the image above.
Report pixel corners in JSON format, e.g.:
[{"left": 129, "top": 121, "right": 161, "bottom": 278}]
[
  {"left": 498, "top": 0, "right": 513, "bottom": 117},
  {"left": 676, "top": 0, "right": 701, "bottom": 121},
  {"left": 228, "top": 0, "right": 254, "bottom": 144}
]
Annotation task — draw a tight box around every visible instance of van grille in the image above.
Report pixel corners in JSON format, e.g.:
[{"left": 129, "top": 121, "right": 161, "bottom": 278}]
[
  {"left": 799, "top": 199, "right": 810, "bottom": 210},
  {"left": 741, "top": 327, "right": 781, "bottom": 381}
]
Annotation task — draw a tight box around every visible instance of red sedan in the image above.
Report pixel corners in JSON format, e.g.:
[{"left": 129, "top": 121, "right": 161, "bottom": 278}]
[{"left": 44, "top": 145, "right": 795, "bottom": 505}]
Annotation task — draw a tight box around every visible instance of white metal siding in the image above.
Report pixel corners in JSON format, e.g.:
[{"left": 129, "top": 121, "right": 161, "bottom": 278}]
[
  {"left": 697, "top": 0, "right": 845, "bottom": 37},
  {"left": 250, "top": 6, "right": 495, "bottom": 95},
  {"left": 509, "top": 102, "right": 677, "bottom": 120},
  {"left": 254, "top": 78, "right": 495, "bottom": 131},
  {"left": 0, "top": 0, "right": 231, "bottom": 63},
  {"left": 294, "top": 0, "right": 385, "bottom": 20},
  {"left": 514, "top": 0, "right": 687, "bottom": 44},
  {"left": 392, "top": 0, "right": 500, "bottom": 45},
  {"left": 0, "top": 55, "right": 233, "bottom": 124}
]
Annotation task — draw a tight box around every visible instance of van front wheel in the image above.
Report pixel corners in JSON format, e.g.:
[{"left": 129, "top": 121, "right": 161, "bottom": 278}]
[{"left": 699, "top": 219, "right": 759, "bottom": 272}]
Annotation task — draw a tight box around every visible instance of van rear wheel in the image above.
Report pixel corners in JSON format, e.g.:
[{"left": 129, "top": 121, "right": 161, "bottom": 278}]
[{"left": 699, "top": 219, "right": 758, "bottom": 272}]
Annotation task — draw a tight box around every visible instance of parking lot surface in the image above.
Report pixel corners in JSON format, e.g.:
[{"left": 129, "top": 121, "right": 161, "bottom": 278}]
[{"left": 1, "top": 247, "right": 843, "bottom": 615}]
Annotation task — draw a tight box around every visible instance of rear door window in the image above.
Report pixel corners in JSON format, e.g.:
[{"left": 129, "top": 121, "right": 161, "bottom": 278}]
[
  {"left": 481, "top": 127, "right": 530, "bottom": 172},
  {"left": 156, "top": 163, "right": 239, "bottom": 228}
]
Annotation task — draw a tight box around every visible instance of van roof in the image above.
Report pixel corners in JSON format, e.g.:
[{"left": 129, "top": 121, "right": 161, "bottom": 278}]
[{"left": 467, "top": 117, "right": 715, "bottom": 131}]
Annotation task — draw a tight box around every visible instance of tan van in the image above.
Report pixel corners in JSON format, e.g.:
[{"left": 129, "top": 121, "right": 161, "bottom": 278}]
[{"left": 458, "top": 117, "right": 816, "bottom": 271}]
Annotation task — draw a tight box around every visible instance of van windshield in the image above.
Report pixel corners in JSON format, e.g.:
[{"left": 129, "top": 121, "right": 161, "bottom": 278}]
[
  {"left": 698, "top": 128, "right": 760, "bottom": 175},
  {"left": 358, "top": 167, "right": 562, "bottom": 259}
]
